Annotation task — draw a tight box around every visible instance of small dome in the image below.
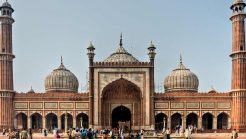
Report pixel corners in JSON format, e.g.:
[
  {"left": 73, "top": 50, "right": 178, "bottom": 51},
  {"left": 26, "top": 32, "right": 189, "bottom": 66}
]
[
  {"left": 2, "top": 1, "right": 11, "bottom": 8},
  {"left": 45, "top": 58, "right": 79, "bottom": 93},
  {"left": 233, "top": 0, "right": 244, "bottom": 4},
  {"left": 164, "top": 58, "right": 199, "bottom": 92},
  {"left": 104, "top": 34, "right": 139, "bottom": 62},
  {"left": 104, "top": 46, "right": 139, "bottom": 62},
  {"left": 208, "top": 86, "right": 217, "bottom": 93},
  {"left": 27, "top": 87, "right": 35, "bottom": 93}
]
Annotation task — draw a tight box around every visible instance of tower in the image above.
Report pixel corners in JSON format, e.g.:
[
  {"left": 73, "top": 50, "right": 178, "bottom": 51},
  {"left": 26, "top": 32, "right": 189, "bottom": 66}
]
[
  {"left": 87, "top": 41, "right": 95, "bottom": 128},
  {"left": 0, "top": 0, "right": 15, "bottom": 130},
  {"left": 148, "top": 41, "right": 156, "bottom": 129},
  {"left": 230, "top": 0, "right": 246, "bottom": 131}
]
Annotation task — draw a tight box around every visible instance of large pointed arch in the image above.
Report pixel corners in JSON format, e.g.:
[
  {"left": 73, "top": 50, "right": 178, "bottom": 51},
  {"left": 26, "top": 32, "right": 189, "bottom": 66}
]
[
  {"left": 30, "top": 113, "right": 42, "bottom": 129},
  {"left": 186, "top": 113, "right": 198, "bottom": 128},
  {"left": 101, "top": 78, "right": 142, "bottom": 128},
  {"left": 202, "top": 113, "right": 213, "bottom": 130},
  {"left": 76, "top": 113, "right": 89, "bottom": 128},
  {"left": 102, "top": 78, "right": 141, "bottom": 100},
  {"left": 171, "top": 113, "right": 182, "bottom": 130},
  {"left": 15, "top": 113, "right": 28, "bottom": 130},
  {"left": 46, "top": 113, "right": 58, "bottom": 130},
  {"left": 217, "top": 112, "right": 228, "bottom": 129},
  {"left": 155, "top": 113, "right": 167, "bottom": 131}
]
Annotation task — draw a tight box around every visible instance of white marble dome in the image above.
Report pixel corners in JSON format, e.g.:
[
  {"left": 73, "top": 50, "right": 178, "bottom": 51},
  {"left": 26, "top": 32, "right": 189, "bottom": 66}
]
[
  {"left": 45, "top": 60, "right": 79, "bottom": 93},
  {"left": 164, "top": 60, "right": 199, "bottom": 92},
  {"left": 104, "top": 46, "right": 139, "bottom": 62}
]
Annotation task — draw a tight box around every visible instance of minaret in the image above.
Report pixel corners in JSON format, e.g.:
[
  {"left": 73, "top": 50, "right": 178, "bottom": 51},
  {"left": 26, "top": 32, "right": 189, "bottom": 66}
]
[
  {"left": 87, "top": 41, "right": 95, "bottom": 128},
  {"left": 230, "top": 0, "right": 246, "bottom": 131},
  {"left": 0, "top": 0, "right": 15, "bottom": 130},
  {"left": 148, "top": 41, "right": 156, "bottom": 129}
]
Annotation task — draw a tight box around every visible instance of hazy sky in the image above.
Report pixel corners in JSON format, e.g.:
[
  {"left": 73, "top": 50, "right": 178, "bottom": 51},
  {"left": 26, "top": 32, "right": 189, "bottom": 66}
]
[{"left": 10, "top": 0, "right": 233, "bottom": 93}]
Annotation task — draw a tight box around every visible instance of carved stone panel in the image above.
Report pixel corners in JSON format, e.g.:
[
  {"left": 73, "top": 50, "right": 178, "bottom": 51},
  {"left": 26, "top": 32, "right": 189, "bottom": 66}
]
[
  {"left": 45, "top": 103, "right": 58, "bottom": 109},
  {"left": 99, "top": 72, "right": 145, "bottom": 97},
  {"left": 171, "top": 103, "right": 184, "bottom": 108},
  {"left": 187, "top": 102, "right": 199, "bottom": 108},
  {"left": 30, "top": 102, "right": 43, "bottom": 109},
  {"left": 15, "top": 102, "right": 28, "bottom": 109},
  {"left": 155, "top": 103, "right": 168, "bottom": 109},
  {"left": 202, "top": 102, "right": 215, "bottom": 108},
  {"left": 76, "top": 103, "right": 89, "bottom": 109},
  {"left": 60, "top": 102, "right": 73, "bottom": 109},
  {"left": 217, "top": 102, "right": 230, "bottom": 109}
]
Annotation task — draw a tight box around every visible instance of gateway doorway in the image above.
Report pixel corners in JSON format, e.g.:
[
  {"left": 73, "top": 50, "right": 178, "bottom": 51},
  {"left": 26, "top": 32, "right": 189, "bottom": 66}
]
[{"left": 112, "top": 105, "right": 131, "bottom": 130}]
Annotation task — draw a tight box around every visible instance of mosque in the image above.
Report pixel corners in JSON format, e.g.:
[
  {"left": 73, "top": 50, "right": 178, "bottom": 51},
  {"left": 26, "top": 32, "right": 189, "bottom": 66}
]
[{"left": 0, "top": 0, "right": 246, "bottom": 132}]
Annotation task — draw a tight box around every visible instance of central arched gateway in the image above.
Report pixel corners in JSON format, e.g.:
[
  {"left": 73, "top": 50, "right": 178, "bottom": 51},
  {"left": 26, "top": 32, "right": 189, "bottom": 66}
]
[
  {"left": 112, "top": 106, "right": 131, "bottom": 129},
  {"left": 101, "top": 78, "right": 142, "bottom": 129}
]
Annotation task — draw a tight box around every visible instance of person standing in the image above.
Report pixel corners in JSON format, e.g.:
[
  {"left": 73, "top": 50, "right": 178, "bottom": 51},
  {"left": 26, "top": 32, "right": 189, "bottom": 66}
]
[
  {"left": 165, "top": 128, "right": 171, "bottom": 139},
  {"left": 136, "top": 132, "right": 140, "bottom": 139},
  {"left": 120, "top": 129, "right": 125, "bottom": 139},
  {"left": 15, "top": 130, "right": 20, "bottom": 139},
  {"left": 28, "top": 128, "right": 32, "bottom": 139},
  {"left": 3, "top": 128, "right": 6, "bottom": 136},
  {"left": 231, "top": 129, "right": 238, "bottom": 139},
  {"left": 20, "top": 129, "right": 28, "bottom": 139},
  {"left": 162, "top": 129, "right": 167, "bottom": 139},
  {"left": 184, "top": 128, "right": 191, "bottom": 139},
  {"left": 140, "top": 129, "right": 144, "bottom": 139}
]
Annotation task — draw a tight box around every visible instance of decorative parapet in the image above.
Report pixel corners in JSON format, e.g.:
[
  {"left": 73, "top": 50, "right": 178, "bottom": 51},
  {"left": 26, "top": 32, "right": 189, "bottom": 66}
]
[
  {"left": 93, "top": 61, "right": 152, "bottom": 68},
  {"left": 154, "top": 91, "right": 230, "bottom": 97},
  {"left": 14, "top": 92, "right": 89, "bottom": 100}
]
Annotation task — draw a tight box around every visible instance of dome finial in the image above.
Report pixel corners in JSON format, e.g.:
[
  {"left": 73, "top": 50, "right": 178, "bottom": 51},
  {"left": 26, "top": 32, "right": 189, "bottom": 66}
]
[
  {"left": 180, "top": 53, "right": 182, "bottom": 64},
  {"left": 61, "top": 56, "right": 63, "bottom": 65},
  {"left": 119, "top": 33, "right": 123, "bottom": 47}
]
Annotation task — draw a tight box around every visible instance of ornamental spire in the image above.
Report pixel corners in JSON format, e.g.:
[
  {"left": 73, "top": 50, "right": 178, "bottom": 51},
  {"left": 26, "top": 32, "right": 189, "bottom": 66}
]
[
  {"left": 180, "top": 54, "right": 182, "bottom": 64},
  {"left": 61, "top": 56, "right": 63, "bottom": 65},
  {"left": 119, "top": 33, "right": 123, "bottom": 47}
]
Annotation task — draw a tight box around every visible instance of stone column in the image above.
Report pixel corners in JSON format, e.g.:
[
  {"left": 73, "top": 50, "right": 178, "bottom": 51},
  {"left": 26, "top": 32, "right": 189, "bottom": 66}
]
[
  {"left": 65, "top": 113, "right": 68, "bottom": 132},
  {"left": 80, "top": 117, "right": 83, "bottom": 128},
  {"left": 228, "top": 117, "right": 231, "bottom": 129},
  {"left": 73, "top": 117, "right": 76, "bottom": 128},
  {"left": 28, "top": 117, "right": 31, "bottom": 129},
  {"left": 163, "top": 117, "right": 166, "bottom": 130},
  {"left": 198, "top": 117, "right": 202, "bottom": 130},
  {"left": 182, "top": 116, "right": 186, "bottom": 130},
  {"left": 58, "top": 117, "right": 61, "bottom": 130},
  {"left": 213, "top": 117, "right": 217, "bottom": 130},
  {"left": 167, "top": 117, "right": 171, "bottom": 129},
  {"left": 43, "top": 117, "right": 46, "bottom": 129}
]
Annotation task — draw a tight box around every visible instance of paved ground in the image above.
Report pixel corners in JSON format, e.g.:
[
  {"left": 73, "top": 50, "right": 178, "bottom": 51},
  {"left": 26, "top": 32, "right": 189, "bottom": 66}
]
[{"left": 0, "top": 133, "right": 245, "bottom": 139}]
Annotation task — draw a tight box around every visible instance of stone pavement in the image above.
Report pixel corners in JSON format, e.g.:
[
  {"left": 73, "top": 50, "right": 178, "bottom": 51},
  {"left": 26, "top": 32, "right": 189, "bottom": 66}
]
[{"left": 0, "top": 133, "right": 246, "bottom": 139}]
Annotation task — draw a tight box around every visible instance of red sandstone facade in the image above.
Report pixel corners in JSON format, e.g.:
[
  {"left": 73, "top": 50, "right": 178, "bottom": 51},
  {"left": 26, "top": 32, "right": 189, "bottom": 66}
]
[{"left": 0, "top": 0, "right": 245, "bottom": 132}]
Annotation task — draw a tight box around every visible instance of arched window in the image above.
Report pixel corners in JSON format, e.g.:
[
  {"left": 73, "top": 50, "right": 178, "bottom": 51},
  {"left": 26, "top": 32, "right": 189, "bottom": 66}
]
[
  {"left": 3, "top": 10, "right": 6, "bottom": 15},
  {"left": 171, "top": 113, "right": 182, "bottom": 130},
  {"left": 202, "top": 113, "right": 213, "bottom": 130},
  {"left": 155, "top": 113, "right": 167, "bottom": 132},
  {"left": 186, "top": 113, "right": 198, "bottom": 128},
  {"left": 217, "top": 113, "right": 228, "bottom": 129}
]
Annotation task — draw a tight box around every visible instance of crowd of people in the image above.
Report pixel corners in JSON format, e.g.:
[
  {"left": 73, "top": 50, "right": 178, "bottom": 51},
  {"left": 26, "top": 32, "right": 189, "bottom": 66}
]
[
  {"left": 1, "top": 126, "right": 240, "bottom": 139},
  {"left": 2, "top": 128, "right": 33, "bottom": 139},
  {"left": 56, "top": 128, "right": 145, "bottom": 139}
]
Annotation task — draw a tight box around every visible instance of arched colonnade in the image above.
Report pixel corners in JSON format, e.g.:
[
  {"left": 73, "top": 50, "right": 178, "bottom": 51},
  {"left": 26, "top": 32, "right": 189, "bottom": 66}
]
[
  {"left": 14, "top": 112, "right": 89, "bottom": 131},
  {"left": 155, "top": 112, "right": 230, "bottom": 132}
]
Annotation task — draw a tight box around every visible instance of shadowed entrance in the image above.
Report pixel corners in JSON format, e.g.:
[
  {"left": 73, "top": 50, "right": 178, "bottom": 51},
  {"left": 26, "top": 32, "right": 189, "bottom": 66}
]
[
  {"left": 186, "top": 113, "right": 198, "bottom": 128},
  {"left": 15, "top": 113, "right": 27, "bottom": 130},
  {"left": 112, "top": 105, "right": 131, "bottom": 130},
  {"left": 101, "top": 78, "right": 141, "bottom": 128},
  {"left": 155, "top": 113, "right": 167, "bottom": 131},
  {"left": 46, "top": 113, "right": 58, "bottom": 130},
  {"left": 202, "top": 113, "right": 213, "bottom": 129}
]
